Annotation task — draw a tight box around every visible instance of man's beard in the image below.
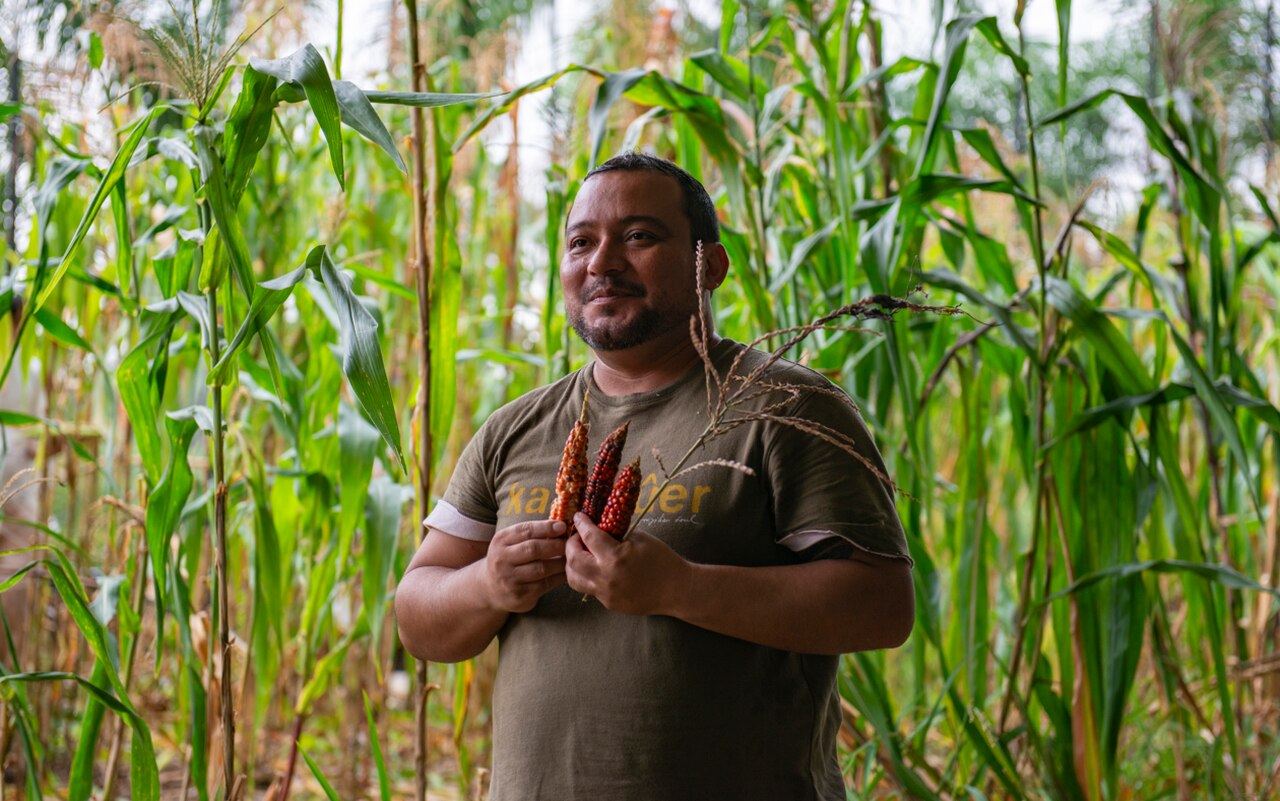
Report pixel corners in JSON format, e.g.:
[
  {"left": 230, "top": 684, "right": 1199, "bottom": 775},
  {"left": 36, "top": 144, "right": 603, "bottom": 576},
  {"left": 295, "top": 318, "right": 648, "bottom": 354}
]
[{"left": 569, "top": 280, "right": 693, "bottom": 351}]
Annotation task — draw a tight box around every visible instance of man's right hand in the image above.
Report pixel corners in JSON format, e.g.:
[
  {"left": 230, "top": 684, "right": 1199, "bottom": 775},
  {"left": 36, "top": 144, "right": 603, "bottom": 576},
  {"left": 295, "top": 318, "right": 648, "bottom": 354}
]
[
  {"left": 483, "top": 520, "right": 569, "bottom": 612},
  {"left": 397, "top": 521, "right": 566, "bottom": 662}
]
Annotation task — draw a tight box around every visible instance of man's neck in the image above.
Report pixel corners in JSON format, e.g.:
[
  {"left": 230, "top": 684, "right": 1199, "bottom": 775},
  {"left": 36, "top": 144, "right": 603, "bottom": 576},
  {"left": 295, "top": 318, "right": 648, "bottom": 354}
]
[{"left": 590, "top": 328, "right": 722, "bottom": 397}]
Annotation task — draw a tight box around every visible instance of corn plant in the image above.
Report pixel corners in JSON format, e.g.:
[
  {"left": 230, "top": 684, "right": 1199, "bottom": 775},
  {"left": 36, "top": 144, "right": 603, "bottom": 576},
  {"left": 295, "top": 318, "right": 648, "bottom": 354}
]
[{"left": 0, "top": 3, "right": 491, "bottom": 796}]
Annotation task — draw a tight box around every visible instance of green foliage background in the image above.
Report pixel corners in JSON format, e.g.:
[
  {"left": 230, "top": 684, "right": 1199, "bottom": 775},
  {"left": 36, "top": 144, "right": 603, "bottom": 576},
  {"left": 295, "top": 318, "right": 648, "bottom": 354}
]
[{"left": 0, "top": 0, "right": 1277, "bottom": 799}]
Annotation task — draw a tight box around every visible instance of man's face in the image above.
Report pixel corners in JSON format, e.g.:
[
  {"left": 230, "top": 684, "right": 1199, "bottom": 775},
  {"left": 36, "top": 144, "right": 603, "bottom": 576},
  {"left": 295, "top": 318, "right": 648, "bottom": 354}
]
[{"left": 562, "top": 170, "right": 700, "bottom": 352}]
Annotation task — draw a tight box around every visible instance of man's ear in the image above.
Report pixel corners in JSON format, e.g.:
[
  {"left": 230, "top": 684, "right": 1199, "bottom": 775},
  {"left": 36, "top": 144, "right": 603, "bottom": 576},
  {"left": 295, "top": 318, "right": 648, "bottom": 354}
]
[{"left": 704, "top": 242, "right": 730, "bottom": 291}]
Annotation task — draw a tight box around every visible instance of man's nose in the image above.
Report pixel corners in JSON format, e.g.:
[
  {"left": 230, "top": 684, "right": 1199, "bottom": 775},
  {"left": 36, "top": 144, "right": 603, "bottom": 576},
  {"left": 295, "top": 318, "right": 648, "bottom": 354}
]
[{"left": 585, "top": 237, "right": 624, "bottom": 275}]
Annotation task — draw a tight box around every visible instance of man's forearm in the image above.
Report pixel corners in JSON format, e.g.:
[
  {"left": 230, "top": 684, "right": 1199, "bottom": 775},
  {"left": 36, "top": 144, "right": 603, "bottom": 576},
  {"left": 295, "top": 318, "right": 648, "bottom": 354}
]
[
  {"left": 395, "top": 561, "right": 509, "bottom": 663},
  {"left": 666, "top": 556, "right": 914, "bottom": 655}
]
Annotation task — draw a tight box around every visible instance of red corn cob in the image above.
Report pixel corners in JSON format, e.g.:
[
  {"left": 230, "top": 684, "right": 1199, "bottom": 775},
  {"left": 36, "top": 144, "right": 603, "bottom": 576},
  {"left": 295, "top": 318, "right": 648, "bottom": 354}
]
[
  {"left": 548, "top": 390, "right": 591, "bottom": 525},
  {"left": 582, "top": 421, "right": 629, "bottom": 524},
  {"left": 598, "top": 458, "right": 641, "bottom": 539}
]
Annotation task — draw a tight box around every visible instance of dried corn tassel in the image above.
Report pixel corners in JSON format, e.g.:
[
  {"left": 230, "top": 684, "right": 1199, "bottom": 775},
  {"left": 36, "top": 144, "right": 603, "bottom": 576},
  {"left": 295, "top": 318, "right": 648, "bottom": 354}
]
[
  {"left": 598, "top": 458, "right": 642, "bottom": 539},
  {"left": 548, "top": 390, "right": 591, "bottom": 524},
  {"left": 582, "top": 421, "right": 629, "bottom": 524}
]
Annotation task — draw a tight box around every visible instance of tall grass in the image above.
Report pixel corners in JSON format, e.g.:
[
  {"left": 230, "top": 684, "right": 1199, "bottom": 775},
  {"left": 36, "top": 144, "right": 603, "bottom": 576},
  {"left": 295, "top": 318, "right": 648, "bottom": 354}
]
[{"left": 0, "top": 1, "right": 1275, "bottom": 799}]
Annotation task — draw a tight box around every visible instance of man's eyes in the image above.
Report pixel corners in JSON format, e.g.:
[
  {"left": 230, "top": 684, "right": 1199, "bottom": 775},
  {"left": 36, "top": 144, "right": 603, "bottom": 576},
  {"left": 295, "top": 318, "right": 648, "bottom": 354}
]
[{"left": 568, "top": 231, "right": 656, "bottom": 249}]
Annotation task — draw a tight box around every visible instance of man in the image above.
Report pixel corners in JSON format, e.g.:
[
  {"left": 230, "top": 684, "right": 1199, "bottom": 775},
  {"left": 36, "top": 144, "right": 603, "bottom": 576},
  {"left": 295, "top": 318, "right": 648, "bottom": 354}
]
[{"left": 395, "top": 153, "right": 914, "bottom": 800}]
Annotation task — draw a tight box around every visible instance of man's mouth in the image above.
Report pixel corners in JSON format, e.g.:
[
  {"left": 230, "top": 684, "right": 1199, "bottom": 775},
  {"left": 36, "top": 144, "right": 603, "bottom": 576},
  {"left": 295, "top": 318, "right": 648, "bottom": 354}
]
[{"left": 585, "top": 282, "right": 644, "bottom": 303}]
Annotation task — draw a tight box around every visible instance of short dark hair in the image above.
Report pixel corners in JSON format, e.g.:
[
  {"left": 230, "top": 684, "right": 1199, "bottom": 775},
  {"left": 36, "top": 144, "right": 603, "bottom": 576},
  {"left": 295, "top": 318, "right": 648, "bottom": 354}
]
[{"left": 583, "top": 152, "right": 720, "bottom": 245}]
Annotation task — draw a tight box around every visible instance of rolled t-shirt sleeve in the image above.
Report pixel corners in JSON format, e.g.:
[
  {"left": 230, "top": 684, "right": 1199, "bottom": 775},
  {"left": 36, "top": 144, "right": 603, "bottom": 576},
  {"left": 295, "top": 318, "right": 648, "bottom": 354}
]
[
  {"left": 423, "top": 421, "right": 500, "bottom": 542},
  {"left": 764, "top": 388, "right": 911, "bottom": 566}
]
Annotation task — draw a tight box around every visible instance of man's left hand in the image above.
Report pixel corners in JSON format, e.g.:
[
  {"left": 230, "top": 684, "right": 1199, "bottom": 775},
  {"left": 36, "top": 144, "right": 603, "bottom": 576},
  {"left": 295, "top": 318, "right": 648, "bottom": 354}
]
[{"left": 565, "top": 513, "right": 691, "bottom": 616}]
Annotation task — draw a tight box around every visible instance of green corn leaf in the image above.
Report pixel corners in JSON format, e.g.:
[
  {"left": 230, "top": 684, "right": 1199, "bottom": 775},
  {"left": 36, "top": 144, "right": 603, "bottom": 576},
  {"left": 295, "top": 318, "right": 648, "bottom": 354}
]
[
  {"left": 3, "top": 545, "right": 159, "bottom": 800},
  {"left": 1161, "top": 313, "right": 1262, "bottom": 516},
  {"left": 185, "top": 662, "right": 209, "bottom": 801},
  {"left": 843, "top": 56, "right": 929, "bottom": 99},
  {"left": 770, "top": 218, "right": 841, "bottom": 293},
  {"left": 1040, "top": 276, "right": 1153, "bottom": 394},
  {"left": 0, "top": 561, "right": 40, "bottom": 593},
  {"left": 0, "top": 123, "right": 147, "bottom": 388},
  {"left": 589, "top": 67, "right": 648, "bottom": 167},
  {"left": 362, "top": 476, "right": 410, "bottom": 657},
  {"left": 296, "top": 630, "right": 356, "bottom": 714},
  {"left": 1045, "top": 559, "right": 1280, "bottom": 603},
  {"left": 1215, "top": 381, "right": 1280, "bottom": 431},
  {"left": 364, "top": 88, "right": 498, "bottom": 107},
  {"left": 904, "top": 173, "right": 1042, "bottom": 208},
  {"left": 454, "top": 67, "right": 580, "bottom": 152},
  {"left": 958, "top": 128, "right": 1026, "bottom": 192},
  {"left": 338, "top": 400, "right": 380, "bottom": 564},
  {"left": 199, "top": 63, "right": 237, "bottom": 120},
  {"left": 209, "top": 260, "right": 309, "bottom": 385},
  {"left": 1037, "top": 91, "right": 1219, "bottom": 225},
  {"left": 1077, "top": 221, "right": 1178, "bottom": 309},
  {"left": 343, "top": 258, "right": 415, "bottom": 300},
  {"left": 333, "top": 80, "right": 406, "bottom": 173},
  {"left": 118, "top": 307, "right": 182, "bottom": 485},
  {"left": 88, "top": 31, "right": 104, "bottom": 67},
  {"left": 143, "top": 409, "right": 202, "bottom": 647},
  {"left": 0, "top": 670, "right": 159, "bottom": 801},
  {"left": 309, "top": 245, "right": 404, "bottom": 470},
  {"left": 133, "top": 203, "right": 190, "bottom": 248},
  {"left": 32, "top": 108, "right": 158, "bottom": 316},
  {"left": 247, "top": 460, "right": 285, "bottom": 654},
  {"left": 110, "top": 182, "right": 134, "bottom": 298},
  {"left": 0, "top": 648, "right": 43, "bottom": 800},
  {"left": 0, "top": 410, "right": 40, "bottom": 425},
  {"left": 430, "top": 235, "right": 461, "bottom": 471},
  {"left": 301, "top": 747, "right": 343, "bottom": 801},
  {"left": 0, "top": 515, "right": 86, "bottom": 558},
  {"left": 33, "top": 307, "right": 94, "bottom": 354},
  {"left": 1101, "top": 573, "right": 1145, "bottom": 789},
  {"left": 920, "top": 268, "right": 1037, "bottom": 360},
  {"left": 689, "top": 49, "right": 765, "bottom": 102},
  {"left": 1047, "top": 384, "right": 1195, "bottom": 447},
  {"left": 224, "top": 64, "right": 282, "bottom": 206},
  {"left": 175, "top": 291, "right": 214, "bottom": 356},
  {"left": 194, "top": 128, "right": 255, "bottom": 297},
  {"left": 68, "top": 661, "right": 110, "bottom": 801},
  {"left": 915, "top": 15, "right": 986, "bottom": 174},
  {"left": 1236, "top": 231, "right": 1280, "bottom": 273},
  {"left": 251, "top": 43, "right": 345, "bottom": 189},
  {"left": 1251, "top": 184, "right": 1279, "bottom": 229},
  {"left": 974, "top": 17, "right": 1029, "bottom": 77},
  {"left": 127, "top": 136, "right": 200, "bottom": 170},
  {"left": 33, "top": 159, "right": 90, "bottom": 263},
  {"left": 363, "top": 691, "right": 392, "bottom": 801}
]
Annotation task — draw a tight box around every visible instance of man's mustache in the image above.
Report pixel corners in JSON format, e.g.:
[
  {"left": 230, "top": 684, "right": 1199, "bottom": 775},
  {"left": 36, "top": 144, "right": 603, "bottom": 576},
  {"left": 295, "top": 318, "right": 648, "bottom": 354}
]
[{"left": 581, "top": 278, "right": 646, "bottom": 303}]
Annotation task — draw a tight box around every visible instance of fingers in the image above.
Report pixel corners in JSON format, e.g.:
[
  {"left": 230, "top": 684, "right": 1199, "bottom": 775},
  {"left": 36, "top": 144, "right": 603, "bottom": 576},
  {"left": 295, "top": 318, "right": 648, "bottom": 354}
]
[
  {"left": 573, "top": 513, "right": 618, "bottom": 555},
  {"left": 484, "top": 520, "right": 571, "bottom": 612},
  {"left": 507, "top": 555, "right": 566, "bottom": 584},
  {"left": 494, "top": 519, "right": 567, "bottom": 545}
]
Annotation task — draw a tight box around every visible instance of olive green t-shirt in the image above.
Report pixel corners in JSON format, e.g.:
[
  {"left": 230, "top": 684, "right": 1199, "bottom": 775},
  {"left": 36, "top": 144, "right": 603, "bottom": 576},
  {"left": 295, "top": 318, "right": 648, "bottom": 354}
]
[{"left": 425, "top": 339, "right": 909, "bottom": 801}]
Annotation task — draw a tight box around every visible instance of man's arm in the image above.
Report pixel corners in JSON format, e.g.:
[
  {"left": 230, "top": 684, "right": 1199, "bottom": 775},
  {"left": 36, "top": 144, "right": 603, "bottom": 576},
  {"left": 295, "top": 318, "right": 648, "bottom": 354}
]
[
  {"left": 565, "top": 514, "right": 913, "bottom": 655},
  {"left": 395, "top": 520, "right": 569, "bottom": 663}
]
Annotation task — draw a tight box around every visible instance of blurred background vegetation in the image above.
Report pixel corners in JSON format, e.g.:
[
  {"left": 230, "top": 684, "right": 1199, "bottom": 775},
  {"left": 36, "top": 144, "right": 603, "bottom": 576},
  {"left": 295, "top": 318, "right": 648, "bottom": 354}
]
[{"left": 0, "top": 0, "right": 1277, "bottom": 799}]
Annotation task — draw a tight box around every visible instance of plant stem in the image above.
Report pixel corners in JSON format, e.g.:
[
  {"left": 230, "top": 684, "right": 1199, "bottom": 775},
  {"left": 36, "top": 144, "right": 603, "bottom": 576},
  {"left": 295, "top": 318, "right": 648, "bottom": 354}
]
[
  {"left": 207, "top": 280, "right": 235, "bottom": 797},
  {"left": 404, "top": 1, "right": 432, "bottom": 799},
  {"left": 278, "top": 712, "right": 306, "bottom": 801},
  {"left": 100, "top": 536, "right": 150, "bottom": 800}
]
